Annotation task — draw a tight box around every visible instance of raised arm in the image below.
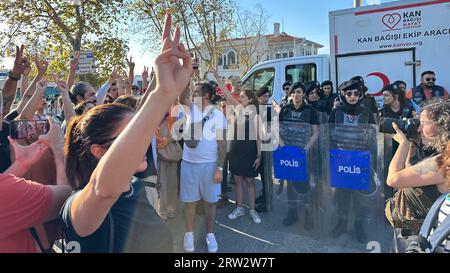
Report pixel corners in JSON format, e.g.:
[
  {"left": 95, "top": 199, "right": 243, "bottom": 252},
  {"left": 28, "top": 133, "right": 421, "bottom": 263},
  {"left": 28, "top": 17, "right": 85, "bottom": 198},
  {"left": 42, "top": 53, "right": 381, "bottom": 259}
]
[
  {"left": 2, "top": 45, "right": 31, "bottom": 115},
  {"left": 54, "top": 77, "right": 76, "bottom": 123},
  {"left": 142, "top": 66, "right": 149, "bottom": 93},
  {"left": 19, "top": 65, "right": 31, "bottom": 97},
  {"left": 96, "top": 67, "right": 117, "bottom": 105},
  {"left": 116, "top": 75, "right": 124, "bottom": 97},
  {"left": 137, "top": 72, "right": 157, "bottom": 111},
  {"left": 69, "top": 12, "right": 193, "bottom": 237},
  {"left": 211, "top": 70, "right": 240, "bottom": 106},
  {"left": 125, "top": 56, "right": 135, "bottom": 95},
  {"left": 18, "top": 78, "right": 47, "bottom": 120},
  {"left": 14, "top": 59, "right": 48, "bottom": 115},
  {"left": 67, "top": 51, "right": 80, "bottom": 90}
]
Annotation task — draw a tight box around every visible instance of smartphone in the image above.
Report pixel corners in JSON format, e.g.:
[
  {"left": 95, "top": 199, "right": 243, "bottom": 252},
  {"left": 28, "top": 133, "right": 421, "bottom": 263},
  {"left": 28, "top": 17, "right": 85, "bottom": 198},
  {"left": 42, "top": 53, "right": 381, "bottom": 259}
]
[
  {"left": 9, "top": 120, "right": 50, "bottom": 140},
  {"left": 271, "top": 99, "right": 280, "bottom": 106}
]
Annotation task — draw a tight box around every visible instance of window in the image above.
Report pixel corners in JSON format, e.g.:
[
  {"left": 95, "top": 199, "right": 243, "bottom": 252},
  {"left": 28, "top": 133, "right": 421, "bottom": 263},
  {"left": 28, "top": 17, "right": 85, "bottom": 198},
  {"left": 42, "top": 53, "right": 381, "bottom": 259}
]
[
  {"left": 305, "top": 50, "right": 311, "bottom": 56},
  {"left": 266, "top": 55, "right": 270, "bottom": 61},
  {"left": 242, "top": 67, "right": 275, "bottom": 96},
  {"left": 217, "top": 55, "right": 223, "bottom": 66},
  {"left": 285, "top": 63, "right": 317, "bottom": 84},
  {"left": 289, "top": 49, "right": 294, "bottom": 58},
  {"left": 227, "top": 51, "right": 236, "bottom": 65},
  {"left": 282, "top": 52, "right": 288, "bottom": 58},
  {"left": 275, "top": 52, "right": 281, "bottom": 59}
]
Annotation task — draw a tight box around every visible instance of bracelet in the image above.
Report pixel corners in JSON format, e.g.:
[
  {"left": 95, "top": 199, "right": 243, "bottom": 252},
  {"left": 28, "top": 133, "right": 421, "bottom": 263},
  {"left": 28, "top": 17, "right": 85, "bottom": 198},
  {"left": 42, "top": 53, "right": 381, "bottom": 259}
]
[{"left": 8, "top": 70, "right": 21, "bottom": 81}]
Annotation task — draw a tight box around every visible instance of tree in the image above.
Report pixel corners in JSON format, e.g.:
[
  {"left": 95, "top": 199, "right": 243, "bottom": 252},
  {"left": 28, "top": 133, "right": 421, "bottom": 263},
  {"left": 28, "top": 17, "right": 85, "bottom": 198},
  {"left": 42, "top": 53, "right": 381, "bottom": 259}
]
[
  {"left": 0, "top": 0, "right": 130, "bottom": 87},
  {"left": 131, "top": 0, "right": 235, "bottom": 71},
  {"left": 223, "top": 3, "right": 270, "bottom": 75}
]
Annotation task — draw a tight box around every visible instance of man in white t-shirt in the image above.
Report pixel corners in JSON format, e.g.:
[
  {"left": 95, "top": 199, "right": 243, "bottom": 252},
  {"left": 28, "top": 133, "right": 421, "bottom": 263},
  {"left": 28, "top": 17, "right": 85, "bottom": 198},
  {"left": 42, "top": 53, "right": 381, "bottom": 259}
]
[{"left": 179, "top": 82, "right": 227, "bottom": 253}]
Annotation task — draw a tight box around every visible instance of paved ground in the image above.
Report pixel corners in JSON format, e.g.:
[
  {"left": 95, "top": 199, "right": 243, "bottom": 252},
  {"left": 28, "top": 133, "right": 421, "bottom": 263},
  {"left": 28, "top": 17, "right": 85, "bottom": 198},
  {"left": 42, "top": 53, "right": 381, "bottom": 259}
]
[{"left": 165, "top": 179, "right": 394, "bottom": 253}]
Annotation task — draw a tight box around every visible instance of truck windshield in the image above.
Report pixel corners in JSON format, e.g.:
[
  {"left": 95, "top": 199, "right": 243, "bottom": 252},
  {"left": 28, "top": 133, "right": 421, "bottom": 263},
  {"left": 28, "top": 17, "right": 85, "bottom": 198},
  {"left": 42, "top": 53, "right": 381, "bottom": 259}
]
[
  {"left": 242, "top": 67, "right": 275, "bottom": 96},
  {"left": 286, "top": 64, "right": 317, "bottom": 83}
]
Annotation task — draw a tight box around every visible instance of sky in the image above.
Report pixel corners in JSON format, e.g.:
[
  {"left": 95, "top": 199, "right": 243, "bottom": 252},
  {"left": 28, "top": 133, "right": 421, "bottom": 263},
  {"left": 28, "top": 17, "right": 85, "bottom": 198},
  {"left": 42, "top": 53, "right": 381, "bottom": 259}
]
[{"left": 2, "top": 0, "right": 398, "bottom": 74}]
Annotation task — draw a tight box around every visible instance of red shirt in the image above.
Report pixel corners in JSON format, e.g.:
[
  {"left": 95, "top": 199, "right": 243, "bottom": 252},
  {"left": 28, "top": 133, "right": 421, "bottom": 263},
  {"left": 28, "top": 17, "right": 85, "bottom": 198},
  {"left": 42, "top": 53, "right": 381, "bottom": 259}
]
[{"left": 0, "top": 174, "right": 52, "bottom": 253}]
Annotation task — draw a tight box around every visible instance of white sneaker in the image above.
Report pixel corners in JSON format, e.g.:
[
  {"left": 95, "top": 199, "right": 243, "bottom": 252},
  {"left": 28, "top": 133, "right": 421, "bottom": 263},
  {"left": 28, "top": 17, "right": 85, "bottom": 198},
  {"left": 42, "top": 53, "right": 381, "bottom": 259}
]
[
  {"left": 249, "top": 209, "right": 262, "bottom": 224},
  {"left": 206, "top": 233, "right": 218, "bottom": 253},
  {"left": 183, "top": 232, "right": 194, "bottom": 252},
  {"left": 228, "top": 207, "right": 245, "bottom": 220}
]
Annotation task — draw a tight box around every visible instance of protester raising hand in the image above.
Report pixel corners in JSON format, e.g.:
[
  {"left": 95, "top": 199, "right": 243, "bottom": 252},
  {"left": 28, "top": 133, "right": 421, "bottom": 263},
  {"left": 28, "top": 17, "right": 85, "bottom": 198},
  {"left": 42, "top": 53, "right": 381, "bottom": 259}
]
[
  {"left": 53, "top": 75, "right": 76, "bottom": 122},
  {"left": 154, "top": 13, "right": 192, "bottom": 97},
  {"left": 35, "top": 58, "right": 49, "bottom": 77},
  {"left": 60, "top": 11, "right": 191, "bottom": 252},
  {"left": 6, "top": 137, "right": 49, "bottom": 177}
]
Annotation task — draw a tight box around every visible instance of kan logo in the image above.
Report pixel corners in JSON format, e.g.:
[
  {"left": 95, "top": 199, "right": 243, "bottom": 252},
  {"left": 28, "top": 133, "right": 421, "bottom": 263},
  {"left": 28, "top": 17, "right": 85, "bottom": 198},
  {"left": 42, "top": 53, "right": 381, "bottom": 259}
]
[{"left": 382, "top": 13, "right": 401, "bottom": 31}]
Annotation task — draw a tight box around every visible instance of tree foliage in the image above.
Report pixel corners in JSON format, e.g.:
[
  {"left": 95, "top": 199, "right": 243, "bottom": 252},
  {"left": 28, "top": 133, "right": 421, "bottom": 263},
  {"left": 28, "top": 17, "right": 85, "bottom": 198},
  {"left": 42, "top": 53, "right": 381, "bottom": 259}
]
[
  {"left": 131, "top": 0, "right": 235, "bottom": 70},
  {"left": 0, "top": 0, "right": 130, "bottom": 87}
]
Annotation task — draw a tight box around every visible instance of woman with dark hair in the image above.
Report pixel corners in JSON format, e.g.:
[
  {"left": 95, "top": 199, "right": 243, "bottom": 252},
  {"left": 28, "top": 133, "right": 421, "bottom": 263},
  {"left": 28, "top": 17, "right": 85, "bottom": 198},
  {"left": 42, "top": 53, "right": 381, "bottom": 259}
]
[
  {"left": 59, "top": 12, "right": 192, "bottom": 252},
  {"left": 317, "top": 80, "right": 337, "bottom": 115},
  {"left": 305, "top": 81, "right": 321, "bottom": 110},
  {"left": 278, "top": 82, "right": 320, "bottom": 228},
  {"left": 114, "top": 95, "right": 140, "bottom": 111},
  {"left": 380, "top": 83, "right": 414, "bottom": 119},
  {"left": 227, "top": 89, "right": 263, "bottom": 224}
]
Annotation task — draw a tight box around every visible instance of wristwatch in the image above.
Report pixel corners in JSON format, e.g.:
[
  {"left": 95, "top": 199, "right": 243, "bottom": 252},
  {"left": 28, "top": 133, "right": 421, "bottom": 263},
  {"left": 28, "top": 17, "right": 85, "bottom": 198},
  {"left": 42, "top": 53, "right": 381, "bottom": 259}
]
[
  {"left": 216, "top": 166, "right": 224, "bottom": 172},
  {"left": 8, "top": 70, "right": 21, "bottom": 81}
]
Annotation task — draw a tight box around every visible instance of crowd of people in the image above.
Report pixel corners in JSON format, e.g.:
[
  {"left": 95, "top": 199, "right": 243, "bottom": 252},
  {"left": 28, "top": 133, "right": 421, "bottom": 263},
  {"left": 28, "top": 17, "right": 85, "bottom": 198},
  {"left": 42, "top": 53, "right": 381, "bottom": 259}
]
[{"left": 0, "top": 12, "right": 449, "bottom": 253}]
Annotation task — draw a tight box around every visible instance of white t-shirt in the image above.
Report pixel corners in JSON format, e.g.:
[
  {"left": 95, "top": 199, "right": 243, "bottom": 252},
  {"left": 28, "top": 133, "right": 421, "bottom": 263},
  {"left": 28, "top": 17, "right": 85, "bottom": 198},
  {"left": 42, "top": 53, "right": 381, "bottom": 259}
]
[{"left": 183, "top": 104, "right": 226, "bottom": 163}]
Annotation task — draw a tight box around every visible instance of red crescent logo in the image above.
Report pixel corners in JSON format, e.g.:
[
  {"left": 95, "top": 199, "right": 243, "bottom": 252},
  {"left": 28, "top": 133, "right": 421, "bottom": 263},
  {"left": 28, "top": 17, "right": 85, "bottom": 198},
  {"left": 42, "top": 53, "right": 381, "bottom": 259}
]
[{"left": 366, "top": 72, "right": 390, "bottom": 96}]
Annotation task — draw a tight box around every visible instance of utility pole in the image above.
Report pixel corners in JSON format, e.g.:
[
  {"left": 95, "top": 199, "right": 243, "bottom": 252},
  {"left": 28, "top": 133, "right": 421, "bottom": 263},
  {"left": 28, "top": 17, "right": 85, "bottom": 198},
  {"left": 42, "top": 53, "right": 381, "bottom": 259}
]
[{"left": 354, "top": 0, "right": 363, "bottom": 8}]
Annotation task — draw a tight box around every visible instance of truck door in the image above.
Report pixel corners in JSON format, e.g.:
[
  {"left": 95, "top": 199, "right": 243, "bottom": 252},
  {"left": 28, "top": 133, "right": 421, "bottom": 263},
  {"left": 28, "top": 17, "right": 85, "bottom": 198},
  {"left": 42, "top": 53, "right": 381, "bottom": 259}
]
[
  {"left": 242, "top": 67, "right": 275, "bottom": 97},
  {"left": 335, "top": 48, "right": 416, "bottom": 109}
]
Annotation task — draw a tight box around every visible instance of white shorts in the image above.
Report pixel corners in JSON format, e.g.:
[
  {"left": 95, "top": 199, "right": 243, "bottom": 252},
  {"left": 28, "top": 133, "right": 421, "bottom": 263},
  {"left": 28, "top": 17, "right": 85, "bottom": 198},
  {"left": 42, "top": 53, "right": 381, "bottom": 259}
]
[{"left": 180, "top": 160, "right": 220, "bottom": 203}]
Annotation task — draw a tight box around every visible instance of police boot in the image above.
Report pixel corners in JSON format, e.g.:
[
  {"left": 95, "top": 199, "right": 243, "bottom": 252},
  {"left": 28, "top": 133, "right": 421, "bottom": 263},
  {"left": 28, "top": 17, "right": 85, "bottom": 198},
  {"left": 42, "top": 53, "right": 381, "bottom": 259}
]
[
  {"left": 282, "top": 208, "right": 298, "bottom": 226},
  {"left": 330, "top": 217, "right": 347, "bottom": 238},
  {"left": 354, "top": 219, "right": 367, "bottom": 244}
]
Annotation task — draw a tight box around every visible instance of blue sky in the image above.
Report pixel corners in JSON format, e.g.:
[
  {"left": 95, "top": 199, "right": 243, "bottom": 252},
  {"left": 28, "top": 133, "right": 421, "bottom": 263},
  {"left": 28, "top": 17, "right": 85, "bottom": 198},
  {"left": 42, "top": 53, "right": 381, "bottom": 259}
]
[{"left": 236, "top": 0, "right": 397, "bottom": 54}]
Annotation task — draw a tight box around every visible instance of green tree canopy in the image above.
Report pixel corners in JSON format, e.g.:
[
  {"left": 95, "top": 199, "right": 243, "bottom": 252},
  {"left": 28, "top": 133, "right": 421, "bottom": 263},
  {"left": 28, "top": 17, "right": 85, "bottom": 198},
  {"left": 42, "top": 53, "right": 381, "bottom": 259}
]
[{"left": 0, "top": 0, "right": 130, "bottom": 87}]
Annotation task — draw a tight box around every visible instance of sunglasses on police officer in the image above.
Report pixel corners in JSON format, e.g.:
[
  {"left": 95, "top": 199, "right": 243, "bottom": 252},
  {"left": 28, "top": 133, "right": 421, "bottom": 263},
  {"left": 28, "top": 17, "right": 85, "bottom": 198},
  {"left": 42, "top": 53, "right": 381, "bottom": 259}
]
[
  {"left": 345, "top": 91, "right": 361, "bottom": 97},
  {"left": 425, "top": 77, "right": 436, "bottom": 82}
]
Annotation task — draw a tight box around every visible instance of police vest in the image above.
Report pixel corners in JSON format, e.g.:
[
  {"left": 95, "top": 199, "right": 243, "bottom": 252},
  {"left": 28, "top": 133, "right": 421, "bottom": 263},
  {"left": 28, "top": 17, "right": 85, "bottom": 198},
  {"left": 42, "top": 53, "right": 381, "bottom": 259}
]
[
  {"left": 333, "top": 107, "right": 371, "bottom": 125},
  {"left": 280, "top": 104, "right": 312, "bottom": 123},
  {"left": 412, "top": 85, "right": 445, "bottom": 104}
]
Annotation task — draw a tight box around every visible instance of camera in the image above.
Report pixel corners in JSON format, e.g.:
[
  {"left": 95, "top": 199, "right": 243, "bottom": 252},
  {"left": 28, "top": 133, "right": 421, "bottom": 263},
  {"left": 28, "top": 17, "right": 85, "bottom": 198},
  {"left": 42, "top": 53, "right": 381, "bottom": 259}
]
[{"left": 379, "top": 117, "right": 420, "bottom": 139}]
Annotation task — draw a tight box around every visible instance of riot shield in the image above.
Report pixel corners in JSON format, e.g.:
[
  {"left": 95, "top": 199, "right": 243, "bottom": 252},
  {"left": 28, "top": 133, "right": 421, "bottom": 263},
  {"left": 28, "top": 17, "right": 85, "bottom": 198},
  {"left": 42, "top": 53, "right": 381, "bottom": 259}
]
[
  {"left": 318, "top": 123, "right": 392, "bottom": 252},
  {"left": 263, "top": 121, "right": 320, "bottom": 237}
]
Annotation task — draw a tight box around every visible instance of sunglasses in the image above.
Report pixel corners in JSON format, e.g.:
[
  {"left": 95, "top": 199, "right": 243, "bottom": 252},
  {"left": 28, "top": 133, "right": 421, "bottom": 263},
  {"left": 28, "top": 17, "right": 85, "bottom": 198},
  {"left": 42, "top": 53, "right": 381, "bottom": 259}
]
[
  {"left": 345, "top": 91, "right": 361, "bottom": 97},
  {"left": 425, "top": 78, "right": 436, "bottom": 82}
]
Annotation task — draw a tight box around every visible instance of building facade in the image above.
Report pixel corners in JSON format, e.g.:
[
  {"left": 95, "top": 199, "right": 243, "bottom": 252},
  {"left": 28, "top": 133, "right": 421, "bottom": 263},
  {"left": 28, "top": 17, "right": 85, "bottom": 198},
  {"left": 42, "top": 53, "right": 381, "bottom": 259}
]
[{"left": 196, "top": 22, "right": 323, "bottom": 79}]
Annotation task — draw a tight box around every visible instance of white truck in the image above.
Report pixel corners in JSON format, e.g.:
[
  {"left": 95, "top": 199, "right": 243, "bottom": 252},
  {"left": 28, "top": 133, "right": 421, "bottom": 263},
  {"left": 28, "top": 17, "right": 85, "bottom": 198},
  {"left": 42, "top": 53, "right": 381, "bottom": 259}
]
[{"left": 242, "top": 0, "right": 450, "bottom": 108}]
